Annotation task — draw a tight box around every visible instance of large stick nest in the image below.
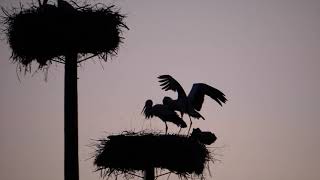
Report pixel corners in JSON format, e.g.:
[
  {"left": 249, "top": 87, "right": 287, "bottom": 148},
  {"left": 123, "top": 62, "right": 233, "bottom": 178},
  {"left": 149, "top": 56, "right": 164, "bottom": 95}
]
[
  {"left": 94, "top": 131, "right": 214, "bottom": 179},
  {"left": 1, "top": 1, "right": 128, "bottom": 68}
]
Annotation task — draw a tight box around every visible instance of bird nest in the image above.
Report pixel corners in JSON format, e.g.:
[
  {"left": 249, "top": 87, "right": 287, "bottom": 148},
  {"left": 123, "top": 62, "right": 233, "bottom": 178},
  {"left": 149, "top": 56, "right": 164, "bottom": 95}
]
[
  {"left": 94, "top": 131, "right": 214, "bottom": 179},
  {"left": 1, "top": 1, "right": 128, "bottom": 69}
]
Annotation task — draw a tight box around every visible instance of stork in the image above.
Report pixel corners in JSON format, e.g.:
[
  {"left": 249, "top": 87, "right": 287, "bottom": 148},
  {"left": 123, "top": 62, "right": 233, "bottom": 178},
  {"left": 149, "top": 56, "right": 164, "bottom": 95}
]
[
  {"left": 142, "top": 99, "right": 187, "bottom": 134},
  {"left": 158, "top": 75, "right": 227, "bottom": 134}
]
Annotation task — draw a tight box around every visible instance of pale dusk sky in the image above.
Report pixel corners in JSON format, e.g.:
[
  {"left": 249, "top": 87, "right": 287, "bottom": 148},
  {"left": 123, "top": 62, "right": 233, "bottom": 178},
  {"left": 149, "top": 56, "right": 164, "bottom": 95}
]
[{"left": 0, "top": 0, "right": 320, "bottom": 180}]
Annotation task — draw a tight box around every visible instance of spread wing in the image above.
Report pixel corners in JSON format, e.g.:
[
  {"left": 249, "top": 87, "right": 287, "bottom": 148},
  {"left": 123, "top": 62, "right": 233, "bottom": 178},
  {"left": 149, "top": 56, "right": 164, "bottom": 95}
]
[
  {"left": 158, "top": 75, "right": 187, "bottom": 98},
  {"left": 188, "top": 83, "right": 227, "bottom": 111}
]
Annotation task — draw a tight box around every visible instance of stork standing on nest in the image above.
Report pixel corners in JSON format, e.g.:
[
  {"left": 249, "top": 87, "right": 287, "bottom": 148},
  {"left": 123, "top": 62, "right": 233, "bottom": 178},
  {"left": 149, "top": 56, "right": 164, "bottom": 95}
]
[
  {"left": 158, "top": 75, "right": 227, "bottom": 134},
  {"left": 142, "top": 99, "right": 187, "bottom": 134}
]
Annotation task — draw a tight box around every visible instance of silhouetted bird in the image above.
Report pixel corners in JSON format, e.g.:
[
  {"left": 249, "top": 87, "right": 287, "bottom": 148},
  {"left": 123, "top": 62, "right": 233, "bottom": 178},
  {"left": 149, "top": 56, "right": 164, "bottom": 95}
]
[
  {"left": 158, "top": 75, "right": 227, "bottom": 133},
  {"left": 142, "top": 99, "right": 187, "bottom": 134},
  {"left": 190, "top": 128, "right": 217, "bottom": 145}
]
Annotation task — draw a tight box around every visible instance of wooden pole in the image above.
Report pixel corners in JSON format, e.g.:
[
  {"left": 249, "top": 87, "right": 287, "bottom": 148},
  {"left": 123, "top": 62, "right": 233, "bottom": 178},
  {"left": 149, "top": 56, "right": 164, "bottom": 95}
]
[
  {"left": 144, "top": 167, "right": 155, "bottom": 180},
  {"left": 64, "top": 52, "right": 79, "bottom": 180}
]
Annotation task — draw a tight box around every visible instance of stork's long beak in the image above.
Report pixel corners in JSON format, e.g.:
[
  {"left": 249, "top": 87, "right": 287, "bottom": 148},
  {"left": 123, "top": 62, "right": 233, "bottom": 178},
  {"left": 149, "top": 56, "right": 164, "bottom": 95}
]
[
  {"left": 141, "top": 106, "right": 145, "bottom": 114},
  {"left": 141, "top": 104, "right": 147, "bottom": 115}
]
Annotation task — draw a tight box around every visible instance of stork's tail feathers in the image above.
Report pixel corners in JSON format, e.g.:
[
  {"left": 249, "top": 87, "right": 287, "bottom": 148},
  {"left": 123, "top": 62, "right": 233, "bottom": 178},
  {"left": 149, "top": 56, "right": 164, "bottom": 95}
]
[
  {"left": 177, "top": 119, "right": 187, "bottom": 128},
  {"left": 171, "top": 115, "right": 187, "bottom": 128},
  {"left": 190, "top": 111, "right": 205, "bottom": 120}
]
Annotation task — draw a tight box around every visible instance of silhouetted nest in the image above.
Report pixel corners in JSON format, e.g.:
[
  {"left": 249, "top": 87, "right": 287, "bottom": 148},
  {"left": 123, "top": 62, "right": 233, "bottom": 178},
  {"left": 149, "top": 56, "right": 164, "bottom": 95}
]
[
  {"left": 1, "top": 1, "right": 128, "bottom": 69},
  {"left": 94, "top": 131, "right": 213, "bottom": 179}
]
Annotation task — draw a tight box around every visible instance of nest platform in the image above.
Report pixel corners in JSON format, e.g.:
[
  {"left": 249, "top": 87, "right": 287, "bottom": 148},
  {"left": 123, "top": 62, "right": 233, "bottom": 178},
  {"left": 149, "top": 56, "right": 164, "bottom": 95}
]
[
  {"left": 2, "top": 3, "right": 127, "bottom": 67},
  {"left": 94, "top": 132, "right": 213, "bottom": 178}
]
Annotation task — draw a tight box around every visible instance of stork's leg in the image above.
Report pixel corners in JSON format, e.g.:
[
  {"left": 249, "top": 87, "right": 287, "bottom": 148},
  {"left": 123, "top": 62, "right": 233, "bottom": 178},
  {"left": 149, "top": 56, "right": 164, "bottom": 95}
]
[
  {"left": 178, "top": 113, "right": 184, "bottom": 135},
  {"left": 165, "top": 122, "right": 168, "bottom": 134},
  {"left": 187, "top": 116, "right": 193, "bottom": 135}
]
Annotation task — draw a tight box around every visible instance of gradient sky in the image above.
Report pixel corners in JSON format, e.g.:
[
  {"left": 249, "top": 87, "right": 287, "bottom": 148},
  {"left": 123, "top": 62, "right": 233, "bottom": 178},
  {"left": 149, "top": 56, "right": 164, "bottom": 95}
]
[{"left": 1, "top": 0, "right": 320, "bottom": 180}]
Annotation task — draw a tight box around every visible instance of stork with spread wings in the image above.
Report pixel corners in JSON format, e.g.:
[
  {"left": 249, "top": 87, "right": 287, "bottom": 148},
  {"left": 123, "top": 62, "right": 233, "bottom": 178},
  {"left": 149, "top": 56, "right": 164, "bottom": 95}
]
[{"left": 158, "top": 75, "right": 227, "bottom": 134}]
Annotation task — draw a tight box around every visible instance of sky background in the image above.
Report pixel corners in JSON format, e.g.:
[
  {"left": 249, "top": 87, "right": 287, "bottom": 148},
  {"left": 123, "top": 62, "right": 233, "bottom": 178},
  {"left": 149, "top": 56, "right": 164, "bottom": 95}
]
[{"left": 1, "top": 0, "right": 320, "bottom": 180}]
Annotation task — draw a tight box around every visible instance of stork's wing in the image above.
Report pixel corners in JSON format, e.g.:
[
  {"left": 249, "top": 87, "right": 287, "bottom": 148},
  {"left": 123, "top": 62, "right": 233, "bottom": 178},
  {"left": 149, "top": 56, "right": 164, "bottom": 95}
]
[
  {"left": 158, "top": 75, "right": 187, "bottom": 97},
  {"left": 188, "top": 83, "right": 227, "bottom": 111}
]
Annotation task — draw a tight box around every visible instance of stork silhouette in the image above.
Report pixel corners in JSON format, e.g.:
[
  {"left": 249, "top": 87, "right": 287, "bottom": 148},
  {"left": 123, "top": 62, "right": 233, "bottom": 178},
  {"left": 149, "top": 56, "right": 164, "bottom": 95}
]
[
  {"left": 158, "top": 75, "right": 227, "bottom": 134},
  {"left": 142, "top": 99, "right": 187, "bottom": 134}
]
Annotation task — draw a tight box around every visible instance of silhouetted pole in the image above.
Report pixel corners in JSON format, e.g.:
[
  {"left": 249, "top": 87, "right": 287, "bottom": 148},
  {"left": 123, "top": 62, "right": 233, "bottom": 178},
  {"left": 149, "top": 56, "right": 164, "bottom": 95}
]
[
  {"left": 3, "top": 3, "right": 127, "bottom": 180},
  {"left": 64, "top": 52, "right": 79, "bottom": 180},
  {"left": 144, "top": 167, "right": 155, "bottom": 180}
]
